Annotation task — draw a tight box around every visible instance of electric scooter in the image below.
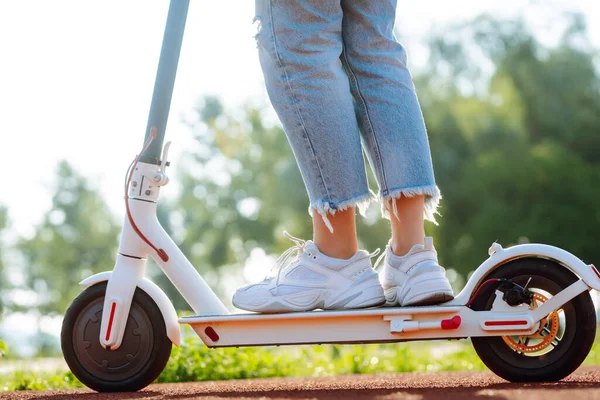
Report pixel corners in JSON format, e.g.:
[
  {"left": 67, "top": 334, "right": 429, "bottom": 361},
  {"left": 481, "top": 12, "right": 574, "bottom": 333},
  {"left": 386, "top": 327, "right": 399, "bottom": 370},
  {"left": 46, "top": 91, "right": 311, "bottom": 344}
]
[{"left": 60, "top": 1, "right": 599, "bottom": 392}]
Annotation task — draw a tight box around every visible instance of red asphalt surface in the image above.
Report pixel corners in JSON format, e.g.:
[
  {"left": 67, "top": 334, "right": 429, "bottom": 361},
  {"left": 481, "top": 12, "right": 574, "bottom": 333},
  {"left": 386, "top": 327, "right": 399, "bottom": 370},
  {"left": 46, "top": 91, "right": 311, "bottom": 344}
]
[{"left": 3, "top": 367, "right": 600, "bottom": 400}]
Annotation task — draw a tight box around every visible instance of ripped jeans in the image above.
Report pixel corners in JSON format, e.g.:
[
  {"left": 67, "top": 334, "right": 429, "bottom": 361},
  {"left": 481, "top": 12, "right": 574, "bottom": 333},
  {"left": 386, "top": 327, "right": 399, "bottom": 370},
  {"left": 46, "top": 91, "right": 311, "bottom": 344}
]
[{"left": 254, "top": 0, "right": 440, "bottom": 232}]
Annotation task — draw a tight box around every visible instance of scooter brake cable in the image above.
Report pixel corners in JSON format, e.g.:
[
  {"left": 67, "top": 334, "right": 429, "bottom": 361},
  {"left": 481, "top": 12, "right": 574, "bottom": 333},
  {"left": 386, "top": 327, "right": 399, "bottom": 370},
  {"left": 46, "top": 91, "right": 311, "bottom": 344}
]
[
  {"left": 465, "top": 278, "right": 501, "bottom": 308},
  {"left": 124, "top": 127, "right": 169, "bottom": 262}
]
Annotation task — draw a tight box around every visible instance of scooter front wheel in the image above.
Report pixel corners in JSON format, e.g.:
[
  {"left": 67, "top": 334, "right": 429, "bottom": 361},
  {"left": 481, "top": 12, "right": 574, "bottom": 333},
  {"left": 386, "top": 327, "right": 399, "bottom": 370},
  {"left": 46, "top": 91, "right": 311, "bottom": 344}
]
[
  {"left": 61, "top": 282, "right": 172, "bottom": 392},
  {"left": 471, "top": 258, "right": 596, "bottom": 382}
]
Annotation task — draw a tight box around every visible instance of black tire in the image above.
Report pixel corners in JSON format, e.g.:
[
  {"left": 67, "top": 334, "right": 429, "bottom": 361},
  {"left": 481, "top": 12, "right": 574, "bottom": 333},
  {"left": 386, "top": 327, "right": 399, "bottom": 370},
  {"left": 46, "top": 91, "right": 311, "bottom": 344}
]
[
  {"left": 61, "top": 282, "right": 172, "bottom": 392},
  {"left": 471, "top": 258, "right": 596, "bottom": 382}
]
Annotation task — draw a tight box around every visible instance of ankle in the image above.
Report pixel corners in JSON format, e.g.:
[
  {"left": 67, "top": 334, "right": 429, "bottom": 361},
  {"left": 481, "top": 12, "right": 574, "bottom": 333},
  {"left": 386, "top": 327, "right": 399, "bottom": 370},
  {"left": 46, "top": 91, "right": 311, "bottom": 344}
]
[
  {"left": 390, "top": 242, "right": 409, "bottom": 257},
  {"left": 390, "top": 239, "right": 423, "bottom": 257},
  {"left": 313, "top": 240, "right": 357, "bottom": 260}
]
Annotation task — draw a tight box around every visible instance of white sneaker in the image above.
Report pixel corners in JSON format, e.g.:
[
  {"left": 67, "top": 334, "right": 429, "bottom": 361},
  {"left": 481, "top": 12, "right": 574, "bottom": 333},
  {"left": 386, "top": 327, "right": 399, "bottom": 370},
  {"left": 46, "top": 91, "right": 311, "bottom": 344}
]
[
  {"left": 378, "top": 237, "right": 454, "bottom": 306},
  {"left": 233, "top": 232, "right": 385, "bottom": 313}
]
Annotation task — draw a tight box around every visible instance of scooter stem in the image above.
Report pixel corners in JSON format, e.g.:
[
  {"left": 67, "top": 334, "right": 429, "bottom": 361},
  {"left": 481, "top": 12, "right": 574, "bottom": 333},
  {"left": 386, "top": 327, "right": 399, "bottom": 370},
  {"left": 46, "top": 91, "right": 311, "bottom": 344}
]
[{"left": 140, "top": 0, "right": 190, "bottom": 165}]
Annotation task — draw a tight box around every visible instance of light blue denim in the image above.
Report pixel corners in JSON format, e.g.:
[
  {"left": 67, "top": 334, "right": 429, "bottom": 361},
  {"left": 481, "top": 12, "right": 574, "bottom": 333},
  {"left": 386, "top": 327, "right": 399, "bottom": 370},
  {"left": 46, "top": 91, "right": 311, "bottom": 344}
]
[{"left": 254, "top": 0, "right": 440, "bottom": 231}]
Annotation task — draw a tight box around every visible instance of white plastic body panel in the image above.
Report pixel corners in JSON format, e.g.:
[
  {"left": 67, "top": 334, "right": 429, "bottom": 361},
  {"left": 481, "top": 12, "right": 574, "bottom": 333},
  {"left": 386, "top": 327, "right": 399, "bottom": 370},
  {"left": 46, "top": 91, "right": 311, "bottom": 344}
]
[
  {"left": 117, "top": 162, "right": 228, "bottom": 316},
  {"left": 98, "top": 255, "right": 146, "bottom": 349},
  {"left": 180, "top": 306, "right": 535, "bottom": 348},
  {"left": 181, "top": 278, "right": 589, "bottom": 348},
  {"left": 80, "top": 271, "right": 181, "bottom": 346},
  {"left": 445, "top": 243, "right": 600, "bottom": 306},
  {"left": 96, "top": 161, "right": 228, "bottom": 348}
]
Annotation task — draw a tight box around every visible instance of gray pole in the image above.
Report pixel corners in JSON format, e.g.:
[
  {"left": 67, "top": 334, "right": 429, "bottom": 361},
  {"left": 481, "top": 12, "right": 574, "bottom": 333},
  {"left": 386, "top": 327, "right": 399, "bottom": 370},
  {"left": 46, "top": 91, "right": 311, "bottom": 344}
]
[{"left": 140, "top": 0, "right": 190, "bottom": 164}]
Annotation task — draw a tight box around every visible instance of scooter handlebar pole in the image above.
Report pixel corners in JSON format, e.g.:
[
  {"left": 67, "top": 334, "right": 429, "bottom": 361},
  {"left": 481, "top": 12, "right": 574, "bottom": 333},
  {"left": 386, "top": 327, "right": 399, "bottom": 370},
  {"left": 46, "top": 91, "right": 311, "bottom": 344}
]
[{"left": 140, "top": 0, "right": 190, "bottom": 165}]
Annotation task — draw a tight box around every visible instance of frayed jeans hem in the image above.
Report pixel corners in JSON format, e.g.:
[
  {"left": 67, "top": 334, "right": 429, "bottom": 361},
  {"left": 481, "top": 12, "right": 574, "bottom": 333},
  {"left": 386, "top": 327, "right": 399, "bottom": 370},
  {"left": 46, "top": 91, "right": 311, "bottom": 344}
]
[
  {"left": 309, "top": 191, "right": 377, "bottom": 233},
  {"left": 380, "top": 184, "right": 442, "bottom": 225}
]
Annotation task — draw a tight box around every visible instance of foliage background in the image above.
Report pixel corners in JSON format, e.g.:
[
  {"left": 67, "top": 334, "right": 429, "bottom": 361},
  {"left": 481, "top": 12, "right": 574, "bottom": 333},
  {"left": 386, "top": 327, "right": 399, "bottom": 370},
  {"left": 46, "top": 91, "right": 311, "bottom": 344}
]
[{"left": 0, "top": 8, "right": 599, "bottom": 388}]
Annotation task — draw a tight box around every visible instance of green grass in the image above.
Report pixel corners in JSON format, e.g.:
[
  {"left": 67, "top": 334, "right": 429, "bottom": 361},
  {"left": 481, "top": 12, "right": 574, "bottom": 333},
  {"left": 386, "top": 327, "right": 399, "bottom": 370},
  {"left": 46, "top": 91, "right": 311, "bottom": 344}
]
[
  {"left": 157, "top": 337, "right": 485, "bottom": 383},
  {"left": 0, "top": 370, "right": 84, "bottom": 391},
  {"left": 3, "top": 329, "right": 600, "bottom": 391}
]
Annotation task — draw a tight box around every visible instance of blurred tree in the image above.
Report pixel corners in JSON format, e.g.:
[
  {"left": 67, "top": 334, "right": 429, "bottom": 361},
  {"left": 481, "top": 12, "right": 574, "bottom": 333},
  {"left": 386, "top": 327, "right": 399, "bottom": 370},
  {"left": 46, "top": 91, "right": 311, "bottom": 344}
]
[
  {"left": 17, "top": 161, "right": 120, "bottom": 315},
  {"left": 0, "top": 205, "right": 7, "bottom": 355},
  {"left": 0, "top": 206, "right": 7, "bottom": 294},
  {"left": 418, "top": 14, "right": 600, "bottom": 276},
  {"left": 444, "top": 143, "right": 600, "bottom": 272}
]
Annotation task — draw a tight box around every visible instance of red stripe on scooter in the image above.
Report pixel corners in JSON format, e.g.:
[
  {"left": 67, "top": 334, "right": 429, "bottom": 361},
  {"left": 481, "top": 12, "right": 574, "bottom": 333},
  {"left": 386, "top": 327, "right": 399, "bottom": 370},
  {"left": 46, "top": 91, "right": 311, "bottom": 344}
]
[
  {"left": 590, "top": 264, "right": 600, "bottom": 280},
  {"left": 106, "top": 302, "right": 117, "bottom": 341},
  {"left": 484, "top": 320, "right": 528, "bottom": 326}
]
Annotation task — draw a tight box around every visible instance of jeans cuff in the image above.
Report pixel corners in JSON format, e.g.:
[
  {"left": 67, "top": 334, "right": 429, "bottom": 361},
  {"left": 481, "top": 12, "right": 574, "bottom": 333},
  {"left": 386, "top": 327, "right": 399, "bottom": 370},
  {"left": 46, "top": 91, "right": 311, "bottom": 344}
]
[
  {"left": 381, "top": 184, "right": 442, "bottom": 225},
  {"left": 309, "top": 191, "right": 377, "bottom": 233}
]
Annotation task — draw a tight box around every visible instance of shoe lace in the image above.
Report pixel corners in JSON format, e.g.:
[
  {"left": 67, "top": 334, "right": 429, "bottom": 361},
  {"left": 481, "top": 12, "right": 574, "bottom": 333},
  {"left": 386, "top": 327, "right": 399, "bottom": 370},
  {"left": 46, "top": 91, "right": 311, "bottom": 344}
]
[
  {"left": 373, "top": 249, "right": 386, "bottom": 271},
  {"left": 269, "top": 231, "right": 307, "bottom": 295},
  {"left": 269, "top": 232, "right": 383, "bottom": 295}
]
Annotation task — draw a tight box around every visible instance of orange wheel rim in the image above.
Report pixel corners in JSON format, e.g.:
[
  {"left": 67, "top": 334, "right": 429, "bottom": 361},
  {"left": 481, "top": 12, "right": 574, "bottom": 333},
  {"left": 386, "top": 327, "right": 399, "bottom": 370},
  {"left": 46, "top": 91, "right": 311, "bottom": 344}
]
[{"left": 502, "top": 292, "right": 560, "bottom": 353}]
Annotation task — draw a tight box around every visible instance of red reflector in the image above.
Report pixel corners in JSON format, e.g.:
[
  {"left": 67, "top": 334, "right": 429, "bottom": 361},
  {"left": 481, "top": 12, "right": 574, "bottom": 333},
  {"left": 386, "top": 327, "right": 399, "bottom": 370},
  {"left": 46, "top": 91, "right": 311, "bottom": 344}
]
[
  {"left": 441, "top": 315, "right": 462, "bottom": 330},
  {"left": 590, "top": 264, "right": 600, "bottom": 279},
  {"left": 484, "top": 320, "right": 528, "bottom": 326},
  {"left": 205, "top": 326, "right": 219, "bottom": 342},
  {"left": 106, "top": 302, "right": 117, "bottom": 341}
]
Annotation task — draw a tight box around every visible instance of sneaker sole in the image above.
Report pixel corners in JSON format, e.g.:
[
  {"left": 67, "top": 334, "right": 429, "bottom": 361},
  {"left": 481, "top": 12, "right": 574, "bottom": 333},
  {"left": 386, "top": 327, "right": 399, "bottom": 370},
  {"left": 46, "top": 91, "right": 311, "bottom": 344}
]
[
  {"left": 384, "top": 271, "right": 454, "bottom": 307},
  {"left": 234, "top": 281, "right": 385, "bottom": 313},
  {"left": 324, "top": 283, "right": 386, "bottom": 310},
  {"left": 403, "top": 291, "right": 454, "bottom": 306}
]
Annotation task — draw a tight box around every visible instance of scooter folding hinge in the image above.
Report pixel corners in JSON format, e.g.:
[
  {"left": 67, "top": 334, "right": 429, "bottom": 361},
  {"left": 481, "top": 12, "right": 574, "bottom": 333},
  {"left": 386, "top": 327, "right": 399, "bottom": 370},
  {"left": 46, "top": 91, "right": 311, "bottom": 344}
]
[
  {"left": 136, "top": 142, "right": 172, "bottom": 188},
  {"left": 150, "top": 141, "right": 172, "bottom": 186},
  {"left": 159, "top": 141, "right": 171, "bottom": 174}
]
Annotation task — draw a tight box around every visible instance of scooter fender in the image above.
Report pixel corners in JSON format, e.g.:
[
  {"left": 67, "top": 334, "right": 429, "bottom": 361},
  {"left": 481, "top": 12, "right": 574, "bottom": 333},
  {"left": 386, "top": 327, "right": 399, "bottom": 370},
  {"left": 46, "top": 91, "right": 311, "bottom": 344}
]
[
  {"left": 80, "top": 271, "right": 181, "bottom": 347},
  {"left": 448, "top": 242, "right": 600, "bottom": 306}
]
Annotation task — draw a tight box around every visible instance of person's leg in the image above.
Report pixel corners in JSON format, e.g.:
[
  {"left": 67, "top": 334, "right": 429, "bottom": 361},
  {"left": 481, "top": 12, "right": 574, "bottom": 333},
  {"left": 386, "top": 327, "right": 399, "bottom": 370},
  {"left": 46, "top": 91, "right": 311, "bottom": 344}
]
[
  {"left": 255, "top": 0, "right": 374, "bottom": 255},
  {"left": 340, "top": 0, "right": 453, "bottom": 306},
  {"left": 389, "top": 195, "right": 425, "bottom": 256},
  {"left": 313, "top": 207, "right": 358, "bottom": 259},
  {"left": 340, "top": 0, "right": 440, "bottom": 228},
  {"left": 233, "top": 0, "right": 385, "bottom": 313}
]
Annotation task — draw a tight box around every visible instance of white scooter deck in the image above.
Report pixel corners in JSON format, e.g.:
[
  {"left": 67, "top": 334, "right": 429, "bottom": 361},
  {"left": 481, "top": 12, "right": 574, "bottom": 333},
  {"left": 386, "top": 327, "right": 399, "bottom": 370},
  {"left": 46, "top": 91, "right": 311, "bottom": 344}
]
[
  {"left": 180, "top": 279, "right": 587, "bottom": 348},
  {"left": 181, "top": 305, "right": 463, "bottom": 347}
]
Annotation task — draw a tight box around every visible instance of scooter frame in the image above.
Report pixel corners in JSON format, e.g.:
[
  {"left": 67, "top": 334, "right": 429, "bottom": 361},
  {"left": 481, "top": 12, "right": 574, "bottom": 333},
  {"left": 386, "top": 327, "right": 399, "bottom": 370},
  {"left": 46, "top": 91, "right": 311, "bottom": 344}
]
[{"left": 83, "top": 0, "right": 600, "bottom": 352}]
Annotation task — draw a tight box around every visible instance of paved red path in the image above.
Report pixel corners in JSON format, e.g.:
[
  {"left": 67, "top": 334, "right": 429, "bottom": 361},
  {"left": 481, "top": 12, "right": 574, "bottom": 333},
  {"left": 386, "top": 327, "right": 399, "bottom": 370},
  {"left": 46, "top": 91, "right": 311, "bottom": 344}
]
[{"left": 4, "top": 368, "right": 600, "bottom": 400}]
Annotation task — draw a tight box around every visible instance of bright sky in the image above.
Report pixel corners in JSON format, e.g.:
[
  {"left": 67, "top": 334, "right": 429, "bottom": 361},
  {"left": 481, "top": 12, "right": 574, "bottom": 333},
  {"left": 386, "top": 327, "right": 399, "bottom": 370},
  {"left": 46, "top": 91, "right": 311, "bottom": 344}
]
[{"left": 1, "top": 0, "right": 599, "bottom": 239}]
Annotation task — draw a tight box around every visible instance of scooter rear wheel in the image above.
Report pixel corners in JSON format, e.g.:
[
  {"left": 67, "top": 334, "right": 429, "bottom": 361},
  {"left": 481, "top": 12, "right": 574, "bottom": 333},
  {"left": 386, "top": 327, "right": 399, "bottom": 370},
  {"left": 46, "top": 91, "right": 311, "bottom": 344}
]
[
  {"left": 471, "top": 258, "right": 596, "bottom": 382},
  {"left": 61, "top": 282, "right": 172, "bottom": 392}
]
